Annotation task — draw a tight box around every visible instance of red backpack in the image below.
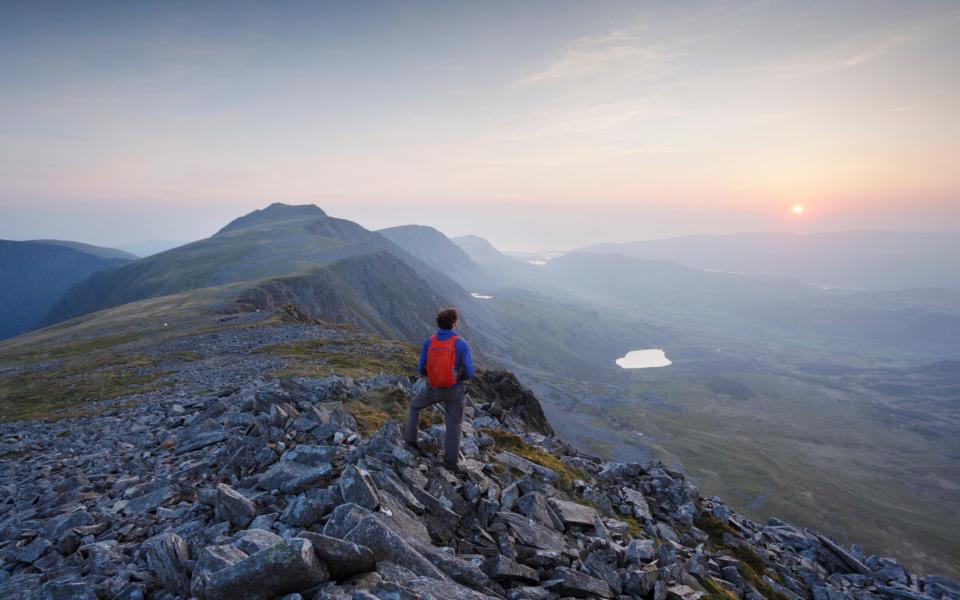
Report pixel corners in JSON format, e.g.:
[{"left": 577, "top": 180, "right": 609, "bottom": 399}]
[{"left": 426, "top": 335, "right": 459, "bottom": 388}]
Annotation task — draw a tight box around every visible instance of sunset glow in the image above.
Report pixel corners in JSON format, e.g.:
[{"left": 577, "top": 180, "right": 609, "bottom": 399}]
[
  {"left": 793, "top": 205, "right": 806, "bottom": 216},
  {"left": 0, "top": 1, "right": 958, "bottom": 249}
]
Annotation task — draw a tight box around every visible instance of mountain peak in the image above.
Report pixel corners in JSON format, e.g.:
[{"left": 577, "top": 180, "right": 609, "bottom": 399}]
[{"left": 216, "top": 203, "right": 327, "bottom": 235}]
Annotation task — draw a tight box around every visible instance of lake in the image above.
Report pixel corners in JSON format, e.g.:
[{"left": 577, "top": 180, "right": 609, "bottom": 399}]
[{"left": 616, "top": 349, "right": 672, "bottom": 369}]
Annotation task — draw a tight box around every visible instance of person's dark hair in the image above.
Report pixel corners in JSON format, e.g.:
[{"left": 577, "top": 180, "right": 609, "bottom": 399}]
[{"left": 436, "top": 307, "right": 458, "bottom": 329}]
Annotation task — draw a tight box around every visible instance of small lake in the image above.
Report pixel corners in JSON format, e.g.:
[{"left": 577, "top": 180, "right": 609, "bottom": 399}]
[{"left": 616, "top": 349, "right": 672, "bottom": 369}]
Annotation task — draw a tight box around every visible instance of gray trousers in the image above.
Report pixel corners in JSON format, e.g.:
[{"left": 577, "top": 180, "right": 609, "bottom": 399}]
[{"left": 405, "top": 384, "right": 465, "bottom": 467}]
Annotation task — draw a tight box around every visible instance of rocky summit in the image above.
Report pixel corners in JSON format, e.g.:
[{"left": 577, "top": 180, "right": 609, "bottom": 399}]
[{"left": 0, "top": 313, "right": 958, "bottom": 600}]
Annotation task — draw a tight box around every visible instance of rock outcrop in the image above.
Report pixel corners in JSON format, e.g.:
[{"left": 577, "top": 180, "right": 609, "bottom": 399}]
[{"left": 0, "top": 362, "right": 957, "bottom": 599}]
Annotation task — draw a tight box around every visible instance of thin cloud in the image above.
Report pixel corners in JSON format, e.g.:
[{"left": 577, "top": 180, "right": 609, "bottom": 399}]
[
  {"left": 813, "top": 35, "right": 911, "bottom": 74},
  {"left": 519, "top": 25, "right": 685, "bottom": 84}
]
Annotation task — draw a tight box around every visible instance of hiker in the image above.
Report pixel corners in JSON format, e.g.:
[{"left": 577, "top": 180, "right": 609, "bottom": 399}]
[{"left": 405, "top": 307, "right": 475, "bottom": 472}]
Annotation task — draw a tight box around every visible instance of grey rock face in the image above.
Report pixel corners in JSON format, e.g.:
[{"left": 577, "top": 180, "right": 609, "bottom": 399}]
[
  {"left": 342, "top": 516, "right": 446, "bottom": 581},
  {"left": 300, "top": 532, "right": 376, "bottom": 580},
  {"left": 191, "top": 544, "right": 249, "bottom": 598},
  {"left": 145, "top": 532, "right": 191, "bottom": 595},
  {"left": 485, "top": 554, "right": 539, "bottom": 584},
  {"left": 548, "top": 497, "right": 598, "bottom": 527},
  {"left": 550, "top": 566, "right": 615, "bottom": 598},
  {"left": 214, "top": 483, "right": 259, "bottom": 527},
  {"left": 339, "top": 465, "right": 380, "bottom": 510},
  {"left": 233, "top": 528, "right": 283, "bottom": 555},
  {"left": 202, "top": 537, "right": 328, "bottom": 600},
  {"left": 258, "top": 460, "right": 334, "bottom": 494}
]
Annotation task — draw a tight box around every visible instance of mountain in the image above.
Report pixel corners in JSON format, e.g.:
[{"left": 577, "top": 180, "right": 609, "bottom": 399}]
[
  {"left": 377, "top": 225, "right": 488, "bottom": 290},
  {"left": 119, "top": 240, "right": 189, "bottom": 257},
  {"left": 0, "top": 239, "right": 134, "bottom": 339},
  {"left": 451, "top": 234, "right": 511, "bottom": 265},
  {"left": 579, "top": 231, "right": 960, "bottom": 290},
  {"left": 1, "top": 304, "right": 958, "bottom": 595},
  {"left": 27, "top": 239, "right": 136, "bottom": 260},
  {"left": 41, "top": 203, "right": 481, "bottom": 344},
  {"left": 451, "top": 234, "right": 540, "bottom": 283}
]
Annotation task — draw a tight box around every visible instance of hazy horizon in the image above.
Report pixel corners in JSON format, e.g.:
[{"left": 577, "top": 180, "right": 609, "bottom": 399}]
[
  {"left": 2, "top": 0, "right": 959, "bottom": 251},
  {"left": 3, "top": 200, "right": 960, "bottom": 256}
]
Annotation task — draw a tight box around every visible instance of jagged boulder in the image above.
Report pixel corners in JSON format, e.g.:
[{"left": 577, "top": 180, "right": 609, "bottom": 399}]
[
  {"left": 300, "top": 531, "right": 376, "bottom": 580},
  {"left": 468, "top": 370, "right": 554, "bottom": 435},
  {"left": 202, "top": 537, "right": 328, "bottom": 600}
]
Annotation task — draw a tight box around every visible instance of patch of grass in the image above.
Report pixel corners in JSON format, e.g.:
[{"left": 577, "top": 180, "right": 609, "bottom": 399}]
[
  {"left": 257, "top": 337, "right": 418, "bottom": 379},
  {"left": 697, "top": 514, "right": 788, "bottom": 600},
  {"left": 698, "top": 576, "right": 740, "bottom": 600},
  {"left": 619, "top": 513, "right": 646, "bottom": 537},
  {"left": 168, "top": 351, "right": 202, "bottom": 362},
  {"left": 341, "top": 387, "right": 441, "bottom": 436},
  {"left": 485, "top": 430, "right": 587, "bottom": 490},
  {"left": 0, "top": 331, "right": 156, "bottom": 363},
  {"left": 0, "top": 352, "right": 173, "bottom": 422}
]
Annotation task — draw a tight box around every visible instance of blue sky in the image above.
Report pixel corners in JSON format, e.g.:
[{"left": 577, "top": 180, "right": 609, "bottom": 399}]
[{"left": 1, "top": 1, "right": 958, "bottom": 251}]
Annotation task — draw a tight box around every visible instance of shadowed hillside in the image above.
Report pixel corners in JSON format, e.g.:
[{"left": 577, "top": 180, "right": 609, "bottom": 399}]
[{"left": 0, "top": 240, "right": 134, "bottom": 340}]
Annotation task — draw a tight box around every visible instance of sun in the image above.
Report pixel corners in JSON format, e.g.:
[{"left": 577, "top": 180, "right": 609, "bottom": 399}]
[{"left": 792, "top": 204, "right": 805, "bottom": 215}]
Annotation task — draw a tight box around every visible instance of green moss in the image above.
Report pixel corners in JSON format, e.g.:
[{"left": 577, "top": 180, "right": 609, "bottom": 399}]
[
  {"left": 696, "top": 514, "right": 789, "bottom": 600},
  {"left": 341, "top": 387, "right": 441, "bottom": 436},
  {"left": 0, "top": 352, "right": 172, "bottom": 422},
  {"left": 485, "top": 430, "right": 587, "bottom": 491},
  {"left": 257, "top": 337, "right": 417, "bottom": 379},
  {"left": 0, "top": 331, "right": 157, "bottom": 363},
  {"left": 699, "top": 576, "right": 740, "bottom": 600}
]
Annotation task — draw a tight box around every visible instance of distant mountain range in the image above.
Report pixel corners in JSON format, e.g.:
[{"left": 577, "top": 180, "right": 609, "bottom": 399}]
[
  {"left": 579, "top": 231, "right": 960, "bottom": 290},
  {"left": 0, "top": 240, "right": 134, "bottom": 339}
]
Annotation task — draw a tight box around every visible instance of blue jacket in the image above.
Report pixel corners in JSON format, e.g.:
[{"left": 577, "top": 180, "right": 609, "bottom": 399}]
[{"left": 418, "top": 329, "right": 475, "bottom": 384}]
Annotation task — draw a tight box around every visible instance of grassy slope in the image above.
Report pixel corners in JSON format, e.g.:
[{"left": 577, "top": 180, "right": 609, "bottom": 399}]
[
  {"left": 583, "top": 363, "right": 960, "bottom": 578},
  {"left": 0, "top": 303, "right": 419, "bottom": 422}
]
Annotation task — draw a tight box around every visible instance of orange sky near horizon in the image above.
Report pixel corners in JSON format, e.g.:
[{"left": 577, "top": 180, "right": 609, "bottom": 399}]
[{"left": 0, "top": 1, "right": 958, "bottom": 249}]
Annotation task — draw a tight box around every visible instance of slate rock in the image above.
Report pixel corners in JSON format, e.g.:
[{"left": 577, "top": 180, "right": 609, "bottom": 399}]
[
  {"left": 233, "top": 528, "right": 283, "bottom": 555},
  {"left": 301, "top": 531, "right": 376, "bottom": 580},
  {"left": 17, "top": 537, "right": 52, "bottom": 564},
  {"left": 191, "top": 544, "right": 248, "bottom": 598},
  {"left": 550, "top": 566, "right": 614, "bottom": 598},
  {"left": 280, "top": 493, "right": 329, "bottom": 527},
  {"left": 215, "top": 483, "right": 259, "bottom": 527},
  {"left": 548, "top": 498, "right": 598, "bottom": 527},
  {"left": 145, "top": 532, "right": 191, "bottom": 595},
  {"left": 339, "top": 465, "right": 380, "bottom": 511},
  {"left": 496, "top": 512, "right": 567, "bottom": 550},
  {"left": 485, "top": 554, "right": 539, "bottom": 584},
  {"left": 203, "top": 537, "right": 328, "bottom": 600},
  {"left": 342, "top": 515, "right": 445, "bottom": 581},
  {"left": 259, "top": 461, "right": 334, "bottom": 494},
  {"left": 32, "top": 581, "right": 98, "bottom": 600}
]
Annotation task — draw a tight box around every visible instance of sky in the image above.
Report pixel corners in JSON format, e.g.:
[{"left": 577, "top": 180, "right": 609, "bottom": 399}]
[{"left": 1, "top": 0, "right": 958, "bottom": 252}]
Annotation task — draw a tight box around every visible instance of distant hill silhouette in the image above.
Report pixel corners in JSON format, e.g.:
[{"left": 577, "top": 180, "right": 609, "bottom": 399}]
[
  {"left": 580, "top": 231, "right": 960, "bottom": 290},
  {"left": 0, "top": 240, "right": 133, "bottom": 339}
]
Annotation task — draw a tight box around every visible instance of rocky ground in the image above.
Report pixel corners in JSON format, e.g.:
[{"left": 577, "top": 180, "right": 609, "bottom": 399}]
[{"left": 0, "top": 315, "right": 958, "bottom": 600}]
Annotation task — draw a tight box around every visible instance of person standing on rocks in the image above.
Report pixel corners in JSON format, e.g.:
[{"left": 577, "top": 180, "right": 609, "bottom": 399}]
[{"left": 405, "top": 307, "right": 475, "bottom": 473}]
